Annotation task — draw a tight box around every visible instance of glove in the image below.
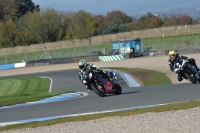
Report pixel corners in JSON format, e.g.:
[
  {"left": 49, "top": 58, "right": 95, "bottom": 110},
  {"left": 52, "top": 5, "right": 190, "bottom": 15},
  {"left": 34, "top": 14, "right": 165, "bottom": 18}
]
[
  {"left": 89, "top": 72, "right": 92, "bottom": 79},
  {"left": 82, "top": 80, "right": 87, "bottom": 84},
  {"left": 174, "top": 68, "right": 180, "bottom": 73}
]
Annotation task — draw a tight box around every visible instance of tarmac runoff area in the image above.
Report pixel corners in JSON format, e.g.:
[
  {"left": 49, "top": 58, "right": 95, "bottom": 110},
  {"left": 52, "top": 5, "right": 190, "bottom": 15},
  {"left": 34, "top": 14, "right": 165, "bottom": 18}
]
[{"left": 0, "top": 71, "right": 140, "bottom": 127}]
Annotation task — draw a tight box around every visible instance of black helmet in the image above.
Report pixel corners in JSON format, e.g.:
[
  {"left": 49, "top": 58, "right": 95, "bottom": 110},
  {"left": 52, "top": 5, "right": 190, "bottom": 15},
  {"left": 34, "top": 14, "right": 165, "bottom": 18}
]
[{"left": 78, "top": 59, "right": 87, "bottom": 70}]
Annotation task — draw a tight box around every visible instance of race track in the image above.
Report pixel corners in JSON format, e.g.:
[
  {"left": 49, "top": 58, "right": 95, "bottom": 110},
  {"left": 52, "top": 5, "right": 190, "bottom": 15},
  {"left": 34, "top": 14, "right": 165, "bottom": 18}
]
[{"left": 0, "top": 70, "right": 200, "bottom": 124}]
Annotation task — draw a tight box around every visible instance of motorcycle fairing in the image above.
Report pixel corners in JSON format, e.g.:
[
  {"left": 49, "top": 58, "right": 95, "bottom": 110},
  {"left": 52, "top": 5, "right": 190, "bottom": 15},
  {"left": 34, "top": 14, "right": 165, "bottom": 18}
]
[{"left": 95, "top": 74, "right": 115, "bottom": 93}]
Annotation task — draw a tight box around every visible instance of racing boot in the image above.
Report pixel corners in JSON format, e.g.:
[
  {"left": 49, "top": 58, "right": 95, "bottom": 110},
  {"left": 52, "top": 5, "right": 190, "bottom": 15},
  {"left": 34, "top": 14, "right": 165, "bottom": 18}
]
[
  {"left": 85, "top": 84, "right": 92, "bottom": 91},
  {"left": 177, "top": 74, "right": 183, "bottom": 82}
]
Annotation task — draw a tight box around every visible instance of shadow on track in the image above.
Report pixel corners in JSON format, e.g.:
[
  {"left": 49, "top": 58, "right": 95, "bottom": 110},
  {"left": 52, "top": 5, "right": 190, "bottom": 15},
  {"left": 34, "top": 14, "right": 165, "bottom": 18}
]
[{"left": 105, "top": 91, "right": 141, "bottom": 97}]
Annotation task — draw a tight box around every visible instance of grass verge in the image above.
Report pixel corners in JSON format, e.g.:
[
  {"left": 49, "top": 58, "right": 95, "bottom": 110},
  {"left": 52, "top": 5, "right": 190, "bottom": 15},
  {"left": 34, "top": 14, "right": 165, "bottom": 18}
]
[
  {"left": 0, "top": 67, "right": 199, "bottom": 131},
  {"left": 0, "top": 77, "right": 73, "bottom": 107},
  {"left": 1, "top": 100, "right": 200, "bottom": 131},
  {"left": 105, "top": 67, "right": 171, "bottom": 86}
]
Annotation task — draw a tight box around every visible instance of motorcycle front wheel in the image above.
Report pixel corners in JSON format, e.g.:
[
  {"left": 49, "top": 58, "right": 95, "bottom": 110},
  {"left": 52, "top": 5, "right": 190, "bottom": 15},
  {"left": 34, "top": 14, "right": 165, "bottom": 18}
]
[
  {"left": 184, "top": 72, "right": 197, "bottom": 84},
  {"left": 114, "top": 83, "right": 122, "bottom": 95}
]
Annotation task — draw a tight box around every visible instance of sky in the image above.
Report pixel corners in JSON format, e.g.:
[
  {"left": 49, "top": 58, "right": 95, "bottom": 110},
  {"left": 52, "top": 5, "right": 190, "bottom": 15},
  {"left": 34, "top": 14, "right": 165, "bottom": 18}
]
[
  {"left": 32, "top": 0, "right": 200, "bottom": 18},
  {"left": 32, "top": 0, "right": 143, "bottom": 15}
]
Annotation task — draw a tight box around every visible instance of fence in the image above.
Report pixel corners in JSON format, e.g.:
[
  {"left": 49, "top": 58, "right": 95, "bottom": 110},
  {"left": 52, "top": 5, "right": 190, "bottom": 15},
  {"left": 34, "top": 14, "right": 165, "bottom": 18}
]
[
  {"left": 142, "top": 33, "right": 200, "bottom": 51},
  {"left": 0, "top": 43, "right": 112, "bottom": 65},
  {"left": 1, "top": 24, "right": 200, "bottom": 65}
]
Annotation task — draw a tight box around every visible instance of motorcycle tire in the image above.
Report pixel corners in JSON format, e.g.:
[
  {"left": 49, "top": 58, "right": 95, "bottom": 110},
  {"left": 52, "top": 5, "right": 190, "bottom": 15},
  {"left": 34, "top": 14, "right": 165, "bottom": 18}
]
[
  {"left": 114, "top": 83, "right": 122, "bottom": 95},
  {"left": 90, "top": 83, "right": 106, "bottom": 97},
  {"left": 184, "top": 72, "right": 197, "bottom": 84}
]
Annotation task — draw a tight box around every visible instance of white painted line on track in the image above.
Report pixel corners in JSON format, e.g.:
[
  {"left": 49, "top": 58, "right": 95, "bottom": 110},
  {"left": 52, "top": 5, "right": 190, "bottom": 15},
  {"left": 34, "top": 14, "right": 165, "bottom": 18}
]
[
  {"left": 38, "top": 76, "right": 53, "bottom": 92},
  {"left": 1, "top": 99, "right": 197, "bottom": 127},
  {"left": 0, "top": 92, "right": 88, "bottom": 110},
  {"left": 0, "top": 70, "right": 140, "bottom": 127},
  {"left": 0, "top": 103, "right": 168, "bottom": 127}
]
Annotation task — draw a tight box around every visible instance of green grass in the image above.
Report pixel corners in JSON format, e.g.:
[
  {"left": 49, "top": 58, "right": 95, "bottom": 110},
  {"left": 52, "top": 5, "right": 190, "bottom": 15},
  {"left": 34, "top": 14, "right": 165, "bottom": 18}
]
[
  {"left": 1, "top": 99, "right": 199, "bottom": 131},
  {"left": 105, "top": 67, "right": 171, "bottom": 86},
  {"left": 0, "top": 77, "right": 72, "bottom": 107},
  {"left": 0, "top": 67, "right": 189, "bottom": 131}
]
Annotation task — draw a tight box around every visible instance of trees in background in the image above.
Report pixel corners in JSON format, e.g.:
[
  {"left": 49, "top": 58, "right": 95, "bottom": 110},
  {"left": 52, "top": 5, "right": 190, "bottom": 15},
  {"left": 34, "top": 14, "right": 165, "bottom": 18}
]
[
  {"left": 104, "top": 10, "right": 133, "bottom": 25},
  {"left": 0, "top": 0, "right": 39, "bottom": 23},
  {"left": 162, "top": 14, "right": 199, "bottom": 26},
  {"left": 0, "top": 0, "right": 40, "bottom": 48},
  {"left": 103, "top": 19, "right": 128, "bottom": 34},
  {"left": 103, "top": 10, "right": 132, "bottom": 34},
  {"left": 94, "top": 15, "right": 107, "bottom": 35},
  {"left": 16, "top": 0, "right": 40, "bottom": 16},
  {"left": 0, "top": 20, "right": 18, "bottom": 47},
  {"left": 0, "top": 0, "right": 199, "bottom": 48},
  {"left": 68, "top": 10, "right": 97, "bottom": 39},
  {"left": 126, "top": 13, "right": 163, "bottom": 31},
  {"left": 0, "top": 0, "right": 19, "bottom": 23}
]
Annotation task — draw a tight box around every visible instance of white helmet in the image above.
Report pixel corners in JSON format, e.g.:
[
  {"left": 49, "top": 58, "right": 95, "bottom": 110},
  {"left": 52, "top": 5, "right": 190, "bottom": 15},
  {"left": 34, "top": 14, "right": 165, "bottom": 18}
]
[{"left": 78, "top": 59, "right": 87, "bottom": 70}]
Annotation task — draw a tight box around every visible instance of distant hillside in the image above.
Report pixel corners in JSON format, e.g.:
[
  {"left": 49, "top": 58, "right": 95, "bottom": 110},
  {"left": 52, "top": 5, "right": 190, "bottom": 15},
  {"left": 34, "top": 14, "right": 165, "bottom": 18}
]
[{"left": 35, "top": 0, "right": 200, "bottom": 19}]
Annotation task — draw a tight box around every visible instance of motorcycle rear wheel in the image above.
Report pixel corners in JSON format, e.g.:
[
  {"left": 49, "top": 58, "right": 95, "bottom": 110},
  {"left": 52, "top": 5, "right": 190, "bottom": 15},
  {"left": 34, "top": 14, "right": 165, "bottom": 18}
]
[{"left": 90, "top": 83, "right": 106, "bottom": 97}]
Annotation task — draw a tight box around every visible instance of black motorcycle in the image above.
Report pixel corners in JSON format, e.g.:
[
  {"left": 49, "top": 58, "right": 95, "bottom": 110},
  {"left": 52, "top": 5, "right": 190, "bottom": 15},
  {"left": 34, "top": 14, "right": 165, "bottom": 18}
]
[
  {"left": 82, "top": 69, "right": 122, "bottom": 97},
  {"left": 174, "top": 58, "right": 200, "bottom": 84}
]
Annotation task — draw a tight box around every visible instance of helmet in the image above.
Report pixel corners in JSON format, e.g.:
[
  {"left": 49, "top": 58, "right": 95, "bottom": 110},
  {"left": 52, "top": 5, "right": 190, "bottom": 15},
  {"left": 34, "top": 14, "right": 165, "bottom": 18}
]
[
  {"left": 169, "top": 50, "right": 176, "bottom": 61},
  {"left": 78, "top": 59, "right": 87, "bottom": 70}
]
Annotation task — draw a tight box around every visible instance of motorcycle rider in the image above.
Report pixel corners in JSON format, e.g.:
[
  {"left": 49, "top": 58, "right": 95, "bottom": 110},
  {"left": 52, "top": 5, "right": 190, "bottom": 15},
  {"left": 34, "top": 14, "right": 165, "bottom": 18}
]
[
  {"left": 78, "top": 59, "right": 113, "bottom": 91},
  {"left": 168, "top": 50, "right": 200, "bottom": 81}
]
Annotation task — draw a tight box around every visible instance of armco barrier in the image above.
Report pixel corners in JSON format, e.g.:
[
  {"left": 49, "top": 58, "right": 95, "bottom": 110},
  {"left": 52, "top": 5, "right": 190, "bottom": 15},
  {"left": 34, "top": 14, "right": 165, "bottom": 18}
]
[
  {"left": 0, "top": 62, "right": 26, "bottom": 70},
  {"left": 99, "top": 54, "right": 125, "bottom": 62},
  {"left": 0, "top": 64, "right": 15, "bottom": 70},
  {"left": 14, "top": 62, "right": 26, "bottom": 68},
  {"left": 26, "top": 58, "right": 74, "bottom": 66},
  {"left": 26, "top": 56, "right": 99, "bottom": 67},
  {"left": 0, "top": 55, "right": 122, "bottom": 70}
]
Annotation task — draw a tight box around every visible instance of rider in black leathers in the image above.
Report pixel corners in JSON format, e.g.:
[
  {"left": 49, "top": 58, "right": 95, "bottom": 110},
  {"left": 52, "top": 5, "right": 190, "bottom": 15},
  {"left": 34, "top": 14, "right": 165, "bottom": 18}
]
[
  {"left": 168, "top": 50, "right": 200, "bottom": 81},
  {"left": 78, "top": 59, "right": 112, "bottom": 91}
]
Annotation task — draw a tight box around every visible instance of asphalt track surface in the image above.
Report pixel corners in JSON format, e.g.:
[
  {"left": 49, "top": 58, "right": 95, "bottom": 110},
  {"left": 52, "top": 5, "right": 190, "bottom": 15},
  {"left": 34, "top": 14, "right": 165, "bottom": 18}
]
[{"left": 0, "top": 70, "right": 200, "bottom": 123}]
